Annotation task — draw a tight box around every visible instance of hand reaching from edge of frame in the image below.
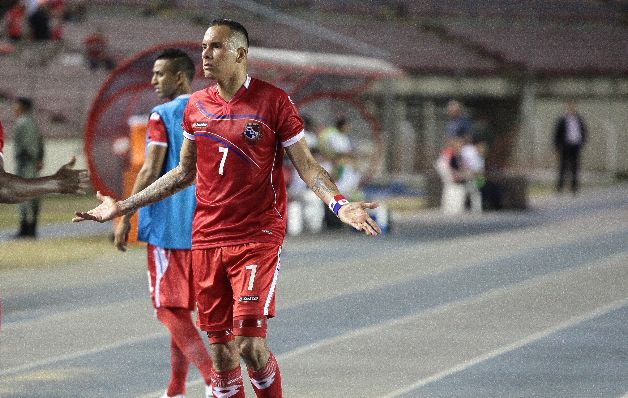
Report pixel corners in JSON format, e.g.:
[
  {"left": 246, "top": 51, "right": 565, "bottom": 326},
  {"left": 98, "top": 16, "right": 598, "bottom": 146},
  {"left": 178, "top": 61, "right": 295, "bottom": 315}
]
[
  {"left": 54, "top": 156, "right": 90, "bottom": 194},
  {"left": 72, "top": 191, "right": 122, "bottom": 223},
  {"left": 338, "top": 201, "right": 382, "bottom": 236}
]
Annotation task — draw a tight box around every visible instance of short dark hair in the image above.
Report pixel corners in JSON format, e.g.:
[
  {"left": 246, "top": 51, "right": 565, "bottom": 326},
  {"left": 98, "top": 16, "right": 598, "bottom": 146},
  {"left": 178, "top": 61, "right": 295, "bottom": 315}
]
[
  {"left": 155, "top": 48, "right": 196, "bottom": 81},
  {"left": 17, "top": 97, "right": 33, "bottom": 112},
  {"left": 209, "top": 19, "right": 249, "bottom": 48}
]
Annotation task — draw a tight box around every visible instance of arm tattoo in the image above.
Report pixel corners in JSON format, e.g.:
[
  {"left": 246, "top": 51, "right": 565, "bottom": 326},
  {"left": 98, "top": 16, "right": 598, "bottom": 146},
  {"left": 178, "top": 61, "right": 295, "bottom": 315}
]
[
  {"left": 120, "top": 141, "right": 196, "bottom": 214},
  {"left": 309, "top": 166, "right": 338, "bottom": 198},
  {"left": 120, "top": 166, "right": 194, "bottom": 214}
]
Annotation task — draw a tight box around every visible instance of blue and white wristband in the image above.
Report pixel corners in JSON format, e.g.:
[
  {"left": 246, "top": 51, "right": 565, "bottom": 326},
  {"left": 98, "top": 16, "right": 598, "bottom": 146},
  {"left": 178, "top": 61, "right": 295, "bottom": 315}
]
[{"left": 328, "top": 194, "right": 349, "bottom": 217}]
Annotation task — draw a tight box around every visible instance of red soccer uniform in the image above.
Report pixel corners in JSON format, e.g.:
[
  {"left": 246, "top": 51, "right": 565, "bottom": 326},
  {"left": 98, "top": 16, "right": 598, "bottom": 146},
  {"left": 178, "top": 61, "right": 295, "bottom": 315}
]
[{"left": 182, "top": 76, "right": 304, "bottom": 249}]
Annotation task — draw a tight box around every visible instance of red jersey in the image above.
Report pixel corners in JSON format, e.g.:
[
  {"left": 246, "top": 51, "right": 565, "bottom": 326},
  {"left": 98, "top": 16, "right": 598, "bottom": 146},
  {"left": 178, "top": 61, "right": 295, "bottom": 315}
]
[
  {"left": 182, "top": 76, "right": 304, "bottom": 249},
  {"left": 6, "top": 5, "right": 25, "bottom": 39}
]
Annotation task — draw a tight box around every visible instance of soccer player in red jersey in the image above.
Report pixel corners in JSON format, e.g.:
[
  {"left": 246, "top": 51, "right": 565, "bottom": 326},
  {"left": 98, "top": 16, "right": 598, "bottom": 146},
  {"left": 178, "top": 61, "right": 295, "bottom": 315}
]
[
  {"left": 0, "top": 120, "right": 89, "bottom": 204},
  {"left": 74, "top": 19, "right": 381, "bottom": 397},
  {"left": 113, "top": 49, "right": 213, "bottom": 398}
]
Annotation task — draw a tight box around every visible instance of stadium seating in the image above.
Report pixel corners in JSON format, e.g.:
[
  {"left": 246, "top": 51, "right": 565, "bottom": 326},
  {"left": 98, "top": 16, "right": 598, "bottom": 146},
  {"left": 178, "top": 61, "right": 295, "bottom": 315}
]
[{"left": 0, "top": 0, "right": 625, "bottom": 139}]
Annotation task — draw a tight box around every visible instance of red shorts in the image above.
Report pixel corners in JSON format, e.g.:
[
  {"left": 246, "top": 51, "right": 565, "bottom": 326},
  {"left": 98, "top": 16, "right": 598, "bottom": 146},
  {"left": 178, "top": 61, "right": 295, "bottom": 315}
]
[
  {"left": 192, "top": 243, "right": 282, "bottom": 339},
  {"left": 147, "top": 244, "right": 195, "bottom": 310}
]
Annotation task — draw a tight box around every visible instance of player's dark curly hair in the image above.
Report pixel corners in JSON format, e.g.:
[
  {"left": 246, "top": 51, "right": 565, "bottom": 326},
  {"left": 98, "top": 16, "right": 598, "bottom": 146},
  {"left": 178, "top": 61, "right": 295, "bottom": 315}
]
[
  {"left": 210, "top": 19, "right": 249, "bottom": 49},
  {"left": 155, "top": 48, "right": 196, "bottom": 81}
]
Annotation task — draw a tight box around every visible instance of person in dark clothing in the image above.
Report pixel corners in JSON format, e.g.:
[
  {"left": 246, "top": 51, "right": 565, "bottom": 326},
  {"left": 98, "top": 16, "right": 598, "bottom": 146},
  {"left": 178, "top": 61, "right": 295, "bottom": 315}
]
[
  {"left": 13, "top": 97, "right": 45, "bottom": 238},
  {"left": 27, "top": 4, "right": 50, "bottom": 41},
  {"left": 553, "top": 101, "right": 587, "bottom": 194}
]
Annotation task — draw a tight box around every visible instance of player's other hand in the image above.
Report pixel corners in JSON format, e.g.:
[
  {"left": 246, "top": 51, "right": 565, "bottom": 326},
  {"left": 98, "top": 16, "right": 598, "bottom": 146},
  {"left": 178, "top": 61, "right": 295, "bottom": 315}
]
[
  {"left": 338, "top": 201, "right": 382, "bottom": 236},
  {"left": 113, "top": 217, "right": 131, "bottom": 252},
  {"left": 72, "top": 191, "right": 121, "bottom": 223},
  {"left": 54, "top": 156, "right": 90, "bottom": 194}
]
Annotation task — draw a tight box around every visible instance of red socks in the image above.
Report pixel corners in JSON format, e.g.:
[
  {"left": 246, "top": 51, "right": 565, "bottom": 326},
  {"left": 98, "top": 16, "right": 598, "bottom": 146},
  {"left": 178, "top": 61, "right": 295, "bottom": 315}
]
[
  {"left": 157, "top": 308, "right": 213, "bottom": 390},
  {"left": 248, "top": 353, "right": 282, "bottom": 398},
  {"left": 210, "top": 366, "right": 245, "bottom": 398},
  {"left": 208, "top": 353, "right": 282, "bottom": 398},
  {"left": 166, "top": 337, "right": 189, "bottom": 396}
]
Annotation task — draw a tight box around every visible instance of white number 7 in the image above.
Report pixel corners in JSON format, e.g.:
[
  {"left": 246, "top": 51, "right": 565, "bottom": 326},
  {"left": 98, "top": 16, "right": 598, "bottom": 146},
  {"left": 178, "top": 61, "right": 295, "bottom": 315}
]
[
  {"left": 245, "top": 264, "right": 257, "bottom": 290},
  {"left": 218, "top": 146, "right": 229, "bottom": 175}
]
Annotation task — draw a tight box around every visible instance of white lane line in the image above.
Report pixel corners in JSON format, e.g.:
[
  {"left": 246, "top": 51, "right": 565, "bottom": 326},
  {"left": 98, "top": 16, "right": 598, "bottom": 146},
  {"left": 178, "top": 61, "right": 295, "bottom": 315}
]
[
  {"left": 0, "top": 331, "right": 166, "bottom": 378},
  {"left": 380, "top": 297, "right": 628, "bottom": 398}
]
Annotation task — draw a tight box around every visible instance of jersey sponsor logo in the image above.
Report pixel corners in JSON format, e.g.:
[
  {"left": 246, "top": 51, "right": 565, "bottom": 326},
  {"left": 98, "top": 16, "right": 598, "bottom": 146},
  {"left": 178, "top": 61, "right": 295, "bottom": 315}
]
[
  {"left": 193, "top": 122, "right": 208, "bottom": 128},
  {"left": 243, "top": 122, "right": 262, "bottom": 143},
  {"left": 239, "top": 295, "right": 259, "bottom": 302}
]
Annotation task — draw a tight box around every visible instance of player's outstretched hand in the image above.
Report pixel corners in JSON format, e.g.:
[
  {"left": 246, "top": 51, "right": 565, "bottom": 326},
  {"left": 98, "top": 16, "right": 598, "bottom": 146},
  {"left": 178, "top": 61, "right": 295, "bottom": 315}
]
[
  {"left": 72, "top": 191, "right": 121, "bottom": 223},
  {"left": 338, "top": 201, "right": 382, "bottom": 236},
  {"left": 113, "top": 217, "right": 131, "bottom": 252},
  {"left": 54, "top": 156, "right": 90, "bottom": 194}
]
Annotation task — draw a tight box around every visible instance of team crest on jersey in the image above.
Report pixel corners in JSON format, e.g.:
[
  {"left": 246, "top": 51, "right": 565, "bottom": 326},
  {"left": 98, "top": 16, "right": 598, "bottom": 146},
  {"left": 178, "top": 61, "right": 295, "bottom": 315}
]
[{"left": 243, "top": 122, "right": 262, "bottom": 143}]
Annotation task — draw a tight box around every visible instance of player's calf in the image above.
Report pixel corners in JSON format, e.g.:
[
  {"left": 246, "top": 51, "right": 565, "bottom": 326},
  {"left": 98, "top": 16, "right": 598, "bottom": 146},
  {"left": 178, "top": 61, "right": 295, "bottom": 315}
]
[{"left": 236, "top": 335, "right": 282, "bottom": 398}]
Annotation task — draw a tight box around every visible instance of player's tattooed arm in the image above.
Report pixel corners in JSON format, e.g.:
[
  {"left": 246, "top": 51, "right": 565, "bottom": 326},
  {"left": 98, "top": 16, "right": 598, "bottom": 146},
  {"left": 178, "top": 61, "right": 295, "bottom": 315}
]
[
  {"left": 285, "top": 137, "right": 381, "bottom": 236},
  {"left": 285, "top": 138, "right": 339, "bottom": 203},
  {"left": 310, "top": 166, "right": 337, "bottom": 198},
  {"left": 73, "top": 140, "right": 196, "bottom": 223}
]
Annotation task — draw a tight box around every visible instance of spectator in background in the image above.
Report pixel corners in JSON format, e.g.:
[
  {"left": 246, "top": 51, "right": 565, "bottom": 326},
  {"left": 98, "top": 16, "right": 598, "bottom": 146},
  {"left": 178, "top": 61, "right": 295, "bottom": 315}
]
[
  {"left": 27, "top": 2, "right": 50, "bottom": 41},
  {"left": 554, "top": 100, "right": 587, "bottom": 195},
  {"left": 319, "top": 116, "right": 354, "bottom": 161},
  {"left": 83, "top": 27, "right": 116, "bottom": 71},
  {"left": 5, "top": 1, "right": 26, "bottom": 42},
  {"left": 435, "top": 135, "right": 466, "bottom": 214},
  {"left": 48, "top": 0, "right": 64, "bottom": 41},
  {"left": 13, "top": 97, "right": 45, "bottom": 238},
  {"left": 459, "top": 136, "right": 486, "bottom": 213},
  {"left": 445, "top": 99, "right": 473, "bottom": 141}
]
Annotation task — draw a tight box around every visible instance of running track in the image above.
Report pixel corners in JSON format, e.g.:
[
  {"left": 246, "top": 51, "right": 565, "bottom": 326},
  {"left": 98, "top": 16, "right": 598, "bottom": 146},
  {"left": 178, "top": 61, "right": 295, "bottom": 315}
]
[{"left": 1, "top": 184, "right": 627, "bottom": 397}]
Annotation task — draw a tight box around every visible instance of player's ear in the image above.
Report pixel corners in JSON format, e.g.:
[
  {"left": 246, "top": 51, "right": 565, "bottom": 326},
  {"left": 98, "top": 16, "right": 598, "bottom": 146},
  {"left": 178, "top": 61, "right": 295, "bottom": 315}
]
[
  {"left": 236, "top": 47, "right": 247, "bottom": 63},
  {"left": 176, "top": 71, "right": 186, "bottom": 86}
]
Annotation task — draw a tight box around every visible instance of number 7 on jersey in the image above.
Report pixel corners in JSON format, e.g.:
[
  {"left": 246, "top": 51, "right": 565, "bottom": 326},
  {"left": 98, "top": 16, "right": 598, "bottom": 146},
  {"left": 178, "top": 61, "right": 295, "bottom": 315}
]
[{"left": 218, "top": 146, "right": 229, "bottom": 175}]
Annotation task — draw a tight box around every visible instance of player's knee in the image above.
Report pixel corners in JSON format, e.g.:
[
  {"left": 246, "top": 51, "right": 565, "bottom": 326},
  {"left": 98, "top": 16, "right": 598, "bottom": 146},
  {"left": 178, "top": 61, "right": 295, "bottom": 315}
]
[
  {"left": 208, "top": 337, "right": 239, "bottom": 372},
  {"left": 236, "top": 336, "right": 269, "bottom": 370}
]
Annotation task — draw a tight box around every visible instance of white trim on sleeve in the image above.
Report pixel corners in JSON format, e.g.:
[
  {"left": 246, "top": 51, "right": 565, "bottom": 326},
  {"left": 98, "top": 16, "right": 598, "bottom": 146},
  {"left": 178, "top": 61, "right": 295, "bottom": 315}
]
[
  {"left": 183, "top": 131, "right": 195, "bottom": 141},
  {"left": 281, "top": 130, "right": 304, "bottom": 148},
  {"left": 147, "top": 141, "right": 168, "bottom": 148}
]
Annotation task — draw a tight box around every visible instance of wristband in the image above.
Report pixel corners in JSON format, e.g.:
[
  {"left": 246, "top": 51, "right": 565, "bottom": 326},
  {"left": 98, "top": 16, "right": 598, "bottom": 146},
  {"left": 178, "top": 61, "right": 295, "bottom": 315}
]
[{"left": 328, "top": 194, "right": 349, "bottom": 217}]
